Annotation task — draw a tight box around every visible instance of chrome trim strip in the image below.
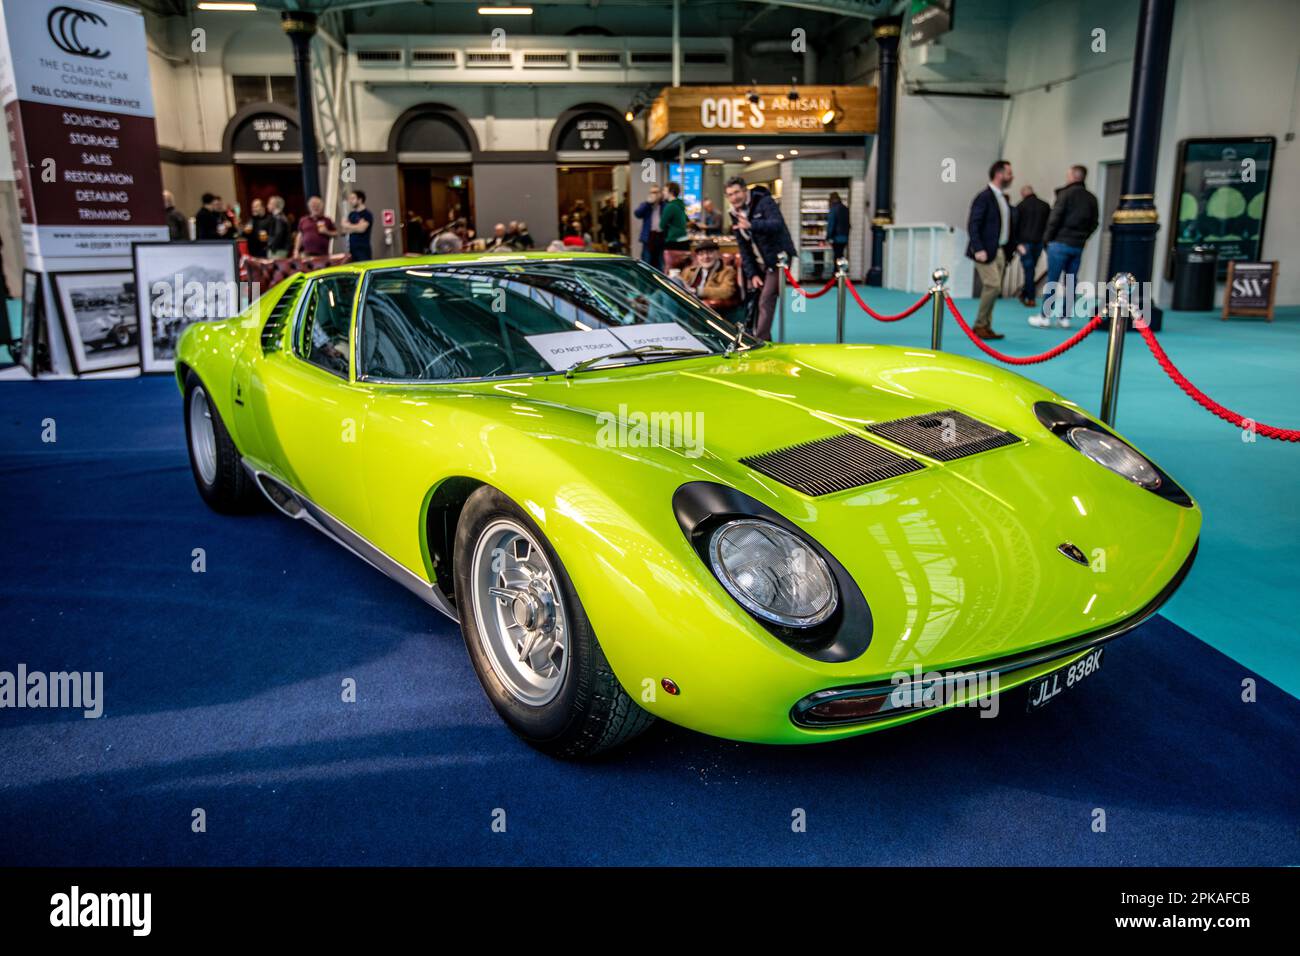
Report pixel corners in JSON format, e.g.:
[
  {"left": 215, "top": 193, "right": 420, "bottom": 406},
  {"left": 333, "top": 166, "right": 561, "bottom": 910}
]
[{"left": 243, "top": 463, "right": 459, "bottom": 622}]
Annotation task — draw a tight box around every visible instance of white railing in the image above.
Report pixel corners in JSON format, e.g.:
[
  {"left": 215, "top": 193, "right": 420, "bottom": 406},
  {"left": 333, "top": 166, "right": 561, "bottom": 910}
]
[{"left": 883, "top": 223, "right": 974, "bottom": 297}]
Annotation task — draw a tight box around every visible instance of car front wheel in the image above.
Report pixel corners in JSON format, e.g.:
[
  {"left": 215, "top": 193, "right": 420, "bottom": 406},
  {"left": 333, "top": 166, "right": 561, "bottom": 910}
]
[{"left": 454, "top": 485, "right": 654, "bottom": 758}]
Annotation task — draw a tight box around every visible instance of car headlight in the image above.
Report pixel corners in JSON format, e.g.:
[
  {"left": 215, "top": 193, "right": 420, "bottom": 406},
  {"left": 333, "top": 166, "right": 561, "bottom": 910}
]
[
  {"left": 708, "top": 519, "right": 837, "bottom": 627},
  {"left": 1066, "top": 426, "right": 1161, "bottom": 490}
]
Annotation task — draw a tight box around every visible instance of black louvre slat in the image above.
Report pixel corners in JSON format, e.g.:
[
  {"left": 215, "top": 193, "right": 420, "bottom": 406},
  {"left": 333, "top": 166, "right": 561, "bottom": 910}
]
[
  {"left": 866, "top": 409, "right": 1019, "bottom": 462},
  {"left": 741, "top": 433, "right": 923, "bottom": 497},
  {"left": 260, "top": 276, "right": 304, "bottom": 353}
]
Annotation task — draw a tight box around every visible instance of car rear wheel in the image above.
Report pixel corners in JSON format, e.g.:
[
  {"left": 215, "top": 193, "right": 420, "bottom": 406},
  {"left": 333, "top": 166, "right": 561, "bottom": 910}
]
[
  {"left": 183, "top": 370, "right": 260, "bottom": 514},
  {"left": 454, "top": 485, "right": 654, "bottom": 758}
]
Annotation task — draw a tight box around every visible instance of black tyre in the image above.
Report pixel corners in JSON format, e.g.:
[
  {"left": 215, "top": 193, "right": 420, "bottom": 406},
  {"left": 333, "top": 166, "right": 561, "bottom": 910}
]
[
  {"left": 454, "top": 485, "right": 654, "bottom": 758},
  {"left": 183, "top": 370, "right": 260, "bottom": 514}
]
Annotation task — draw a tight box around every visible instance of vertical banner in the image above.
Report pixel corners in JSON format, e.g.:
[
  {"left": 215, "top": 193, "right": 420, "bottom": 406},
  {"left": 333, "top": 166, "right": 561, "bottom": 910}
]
[
  {"left": 0, "top": 0, "right": 167, "bottom": 268},
  {"left": 668, "top": 162, "right": 703, "bottom": 219}
]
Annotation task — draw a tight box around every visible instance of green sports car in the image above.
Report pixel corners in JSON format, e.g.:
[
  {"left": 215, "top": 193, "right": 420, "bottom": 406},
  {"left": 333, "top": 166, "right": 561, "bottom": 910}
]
[{"left": 177, "top": 253, "right": 1200, "bottom": 757}]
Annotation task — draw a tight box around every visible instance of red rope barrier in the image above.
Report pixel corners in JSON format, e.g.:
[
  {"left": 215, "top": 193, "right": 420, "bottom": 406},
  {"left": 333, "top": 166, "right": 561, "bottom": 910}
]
[
  {"left": 1134, "top": 321, "right": 1300, "bottom": 442},
  {"left": 782, "top": 269, "right": 838, "bottom": 299},
  {"left": 944, "top": 294, "right": 1103, "bottom": 365},
  {"left": 847, "top": 281, "right": 930, "bottom": 322},
  {"left": 781, "top": 266, "right": 928, "bottom": 319}
]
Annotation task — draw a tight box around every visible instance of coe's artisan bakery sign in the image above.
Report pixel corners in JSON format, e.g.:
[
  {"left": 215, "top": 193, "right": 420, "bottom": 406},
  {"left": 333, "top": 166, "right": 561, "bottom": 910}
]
[
  {"left": 0, "top": 0, "right": 166, "bottom": 260},
  {"left": 647, "top": 85, "right": 876, "bottom": 146}
]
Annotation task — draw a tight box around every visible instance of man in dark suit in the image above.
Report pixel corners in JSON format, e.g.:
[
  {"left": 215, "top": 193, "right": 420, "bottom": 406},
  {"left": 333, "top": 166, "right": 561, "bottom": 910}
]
[
  {"left": 1012, "top": 185, "right": 1050, "bottom": 307},
  {"left": 633, "top": 184, "right": 664, "bottom": 270},
  {"left": 826, "top": 191, "right": 850, "bottom": 264},
  {"left": 965, "top": 160, "right": 1015, "bottom": 340}
]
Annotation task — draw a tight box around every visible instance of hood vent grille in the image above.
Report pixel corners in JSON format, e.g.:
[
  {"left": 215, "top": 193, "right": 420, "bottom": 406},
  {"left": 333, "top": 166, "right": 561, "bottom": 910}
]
[
  {"left": 741, "top": 433, "right": 923, "bottom": 497},
  {"left": 866, "top": 409, "right": 1018, "bottom": 461}
]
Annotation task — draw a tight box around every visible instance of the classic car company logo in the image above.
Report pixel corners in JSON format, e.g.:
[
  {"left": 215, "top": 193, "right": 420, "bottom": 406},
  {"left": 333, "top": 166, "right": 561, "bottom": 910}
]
[
  {"left": 1057, "top": 542, "right": 1090, "bottom": 566},
  {"left": 47, "top": 6, "right": 111, "bottom": 60}
]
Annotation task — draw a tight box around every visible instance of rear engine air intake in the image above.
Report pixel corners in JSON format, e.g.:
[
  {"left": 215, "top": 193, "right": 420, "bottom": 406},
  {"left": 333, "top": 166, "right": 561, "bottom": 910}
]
[
  {"left": 740, "top": 433, "right": 923, "bottom": 497},
  {"left": 260, "top": 275, "right": 305, "bottom": 353},
  {"left": 867, "top": 409, "right": 1018, "bottom": 461}
]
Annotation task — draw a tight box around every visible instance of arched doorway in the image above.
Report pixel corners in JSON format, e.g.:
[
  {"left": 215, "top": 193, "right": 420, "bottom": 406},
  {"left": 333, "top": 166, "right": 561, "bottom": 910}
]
[
  {"left": 391, "top": 107, "right": 476, "bottom": 250},
  {"left": 552, "top": 107, "right": 635, "bottom": 251},
  {"left": 227, "top": 104, "right": 305, "bottom": 222}
]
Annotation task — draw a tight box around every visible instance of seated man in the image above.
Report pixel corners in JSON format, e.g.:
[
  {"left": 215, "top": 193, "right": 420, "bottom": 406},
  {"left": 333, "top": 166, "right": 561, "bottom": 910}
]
[{"left": 679, "top": 240, "right": 740, "bottom": 308}]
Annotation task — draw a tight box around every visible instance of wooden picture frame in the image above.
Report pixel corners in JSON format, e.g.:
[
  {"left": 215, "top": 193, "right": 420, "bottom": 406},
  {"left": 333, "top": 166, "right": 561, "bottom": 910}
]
[{"left": 1222, "top": 261, "right": 1278, "bottom": 322}]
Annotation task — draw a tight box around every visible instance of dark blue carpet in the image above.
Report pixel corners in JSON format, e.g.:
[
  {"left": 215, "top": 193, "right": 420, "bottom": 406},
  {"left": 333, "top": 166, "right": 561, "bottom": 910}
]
[{"left": 1, "top": 377, "right": 1297, "bottom": 866}]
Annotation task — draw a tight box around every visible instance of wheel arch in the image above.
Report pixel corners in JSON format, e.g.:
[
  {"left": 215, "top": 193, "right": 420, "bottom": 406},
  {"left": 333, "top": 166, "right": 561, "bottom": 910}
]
[{"left": 421, "top": 475, "right": 487, "bottom": 603}]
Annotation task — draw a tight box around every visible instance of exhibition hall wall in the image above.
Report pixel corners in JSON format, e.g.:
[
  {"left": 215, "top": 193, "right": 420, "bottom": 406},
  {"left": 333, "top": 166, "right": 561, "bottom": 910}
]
[
  {"left": 1001, "top": 0, "right": 1299, "bottom": 305},
  {"left": 830, "top": 0, "right": 1298, "bottom": 304},
  {"left": 10, "top": 0, "right": 1291, "bottom": 299}
]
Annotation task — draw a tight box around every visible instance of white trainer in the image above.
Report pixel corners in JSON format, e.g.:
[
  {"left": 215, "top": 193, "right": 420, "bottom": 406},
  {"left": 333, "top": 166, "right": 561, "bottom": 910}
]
[
  {"left": 1057, "top": 317, "right": 1072, "bottom": 329},
  {"left": 1028, "top": 315, "right": 1051, "bottom": 328}
]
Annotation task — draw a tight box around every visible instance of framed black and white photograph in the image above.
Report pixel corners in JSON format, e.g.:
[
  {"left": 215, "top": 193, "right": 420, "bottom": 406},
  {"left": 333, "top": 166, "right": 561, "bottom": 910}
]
[
  {"left": 132, "top": 240, "right": 241, "bottom": 373},
  {"left": 50, "top": 271, "right": 140, "bottom": 375},
  {"left": 17, "top": 269, "right": 43, "bottom": 376}
]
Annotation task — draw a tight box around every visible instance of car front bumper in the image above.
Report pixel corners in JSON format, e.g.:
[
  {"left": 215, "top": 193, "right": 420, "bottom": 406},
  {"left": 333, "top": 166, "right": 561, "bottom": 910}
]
[{"left": 790, "top": 540, "right": 1198, "bottom": 734}]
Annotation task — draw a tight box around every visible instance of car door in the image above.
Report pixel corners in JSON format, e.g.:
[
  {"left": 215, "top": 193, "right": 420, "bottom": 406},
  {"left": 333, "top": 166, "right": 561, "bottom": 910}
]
[{"left": 249, "top": 271, "right": 372, "bottom": 536}]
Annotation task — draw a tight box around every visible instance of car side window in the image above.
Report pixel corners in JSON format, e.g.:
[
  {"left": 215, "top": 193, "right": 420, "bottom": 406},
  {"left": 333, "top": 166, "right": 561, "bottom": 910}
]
[{"left": 295, "top": 275, "right": 359, "bottom": 378}]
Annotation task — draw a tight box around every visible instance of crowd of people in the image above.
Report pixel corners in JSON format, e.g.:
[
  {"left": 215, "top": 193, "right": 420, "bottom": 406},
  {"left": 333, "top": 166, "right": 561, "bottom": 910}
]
[
  {"left": 628, "top": 176, "right": 798, "bottom": 341},
  {"left": 163, "top": 189, "right": 377, "bottom": 262},
  {"left": 161, "top": 175, "right": 805, "bottom": 343},
  {"left": 964, "top": 160, "right": 1100, "bottom": 340},
  {"left": 555, "top": 197, "right": 626, "bottom": 252},
  {"left": 163, "top": 163, "right": 1100, "bottom": 348},
  {"left": 420, "top": 218, "right": 538, "bottom": 255}
]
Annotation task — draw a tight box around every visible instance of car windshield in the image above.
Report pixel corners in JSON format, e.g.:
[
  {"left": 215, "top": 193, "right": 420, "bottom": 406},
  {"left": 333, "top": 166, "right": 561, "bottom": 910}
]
[{"left": 358, "top": 257, "right": 759, "bottom": 382}]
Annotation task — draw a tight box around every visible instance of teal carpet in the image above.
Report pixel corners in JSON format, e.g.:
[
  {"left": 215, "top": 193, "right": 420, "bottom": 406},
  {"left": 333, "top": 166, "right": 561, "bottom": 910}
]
[{"left": 780, "top": 285, "right": 1300, "bottom": 698}]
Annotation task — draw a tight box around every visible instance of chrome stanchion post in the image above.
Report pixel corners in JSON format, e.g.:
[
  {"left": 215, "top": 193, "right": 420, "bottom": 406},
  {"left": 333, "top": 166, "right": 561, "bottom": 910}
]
[
  {"left": 929, "top": 266, "right": 948, "bottom": 351},
  {"left": 1100, "top": 273, "right": 1136, "bottom": 426},
  {"left": 834, "top": 257, "right": 848, "bottom": 344},
  {"left": 776, "top": 251, "right": 788, "bottom": 343}
]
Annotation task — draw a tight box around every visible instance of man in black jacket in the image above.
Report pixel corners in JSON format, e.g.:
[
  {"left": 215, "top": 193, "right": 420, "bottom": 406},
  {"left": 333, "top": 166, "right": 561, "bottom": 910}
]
[
  {"left": 1034, "top": 166, "right": 1099, "bottom": 328},
  {"left": 241, "top": 197, "right": 275, "bottom": 257},
  {"left": 193, "top": 194, "right": 229, "bottom": 241},
  {"left": 725, "top": 176, "right": 797, "bottom": 341},
  {"left": 163, "top": 190, "right": 188, "bottom": 241},
  {"left": 1011, "top": 185, "right": 1050, "bottom": 307}
]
